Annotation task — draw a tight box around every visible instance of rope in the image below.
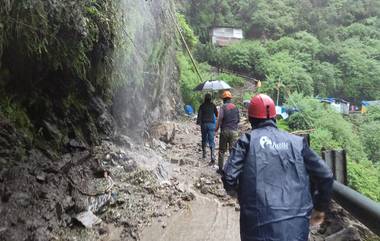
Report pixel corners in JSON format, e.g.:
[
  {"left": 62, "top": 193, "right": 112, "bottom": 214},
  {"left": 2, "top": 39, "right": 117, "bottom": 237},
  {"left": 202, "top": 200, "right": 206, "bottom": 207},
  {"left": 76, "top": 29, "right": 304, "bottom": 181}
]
[
  {"left": 121, "top": 28, "right": 148, "bottom": 60},
  {"left": 167, "top": 9, "right": 204, "bottom": 83}
]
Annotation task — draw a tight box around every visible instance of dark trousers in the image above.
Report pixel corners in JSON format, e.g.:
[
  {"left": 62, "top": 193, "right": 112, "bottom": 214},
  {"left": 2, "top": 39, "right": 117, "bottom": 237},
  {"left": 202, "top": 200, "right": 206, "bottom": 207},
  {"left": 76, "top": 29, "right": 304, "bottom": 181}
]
[
  {"left": 218, "top": 129, "right": 238, "bottom": 171},
  {"left": 240, "top": 216, "right": 309, "bottom": 241},
  {"left": 201, "top": 123, "right": 216, "bottom": 148}
]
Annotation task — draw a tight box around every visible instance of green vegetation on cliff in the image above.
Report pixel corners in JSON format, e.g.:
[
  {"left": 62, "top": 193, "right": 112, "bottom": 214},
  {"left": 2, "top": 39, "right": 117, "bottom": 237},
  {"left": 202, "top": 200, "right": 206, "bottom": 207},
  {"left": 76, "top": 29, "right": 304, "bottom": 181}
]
[
  {"left": 0, "top": 0, "right": 120, "bottom": 148},
  {"left": 286, "top": 93, "right": 380, "bottom": 201}
]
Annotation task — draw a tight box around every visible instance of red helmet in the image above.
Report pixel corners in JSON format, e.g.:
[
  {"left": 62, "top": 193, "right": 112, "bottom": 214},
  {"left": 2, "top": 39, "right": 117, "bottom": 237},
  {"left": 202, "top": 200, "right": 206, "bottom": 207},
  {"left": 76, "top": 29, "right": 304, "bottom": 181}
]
[{"left": 248, "top": 94, "right": 276, "bottom": 119}]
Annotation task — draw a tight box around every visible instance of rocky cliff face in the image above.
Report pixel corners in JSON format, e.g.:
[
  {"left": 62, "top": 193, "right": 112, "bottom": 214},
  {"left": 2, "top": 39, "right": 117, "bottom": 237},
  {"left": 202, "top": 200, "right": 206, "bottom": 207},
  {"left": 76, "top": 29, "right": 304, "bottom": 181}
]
[
  {"left": 0, "top": 1, "right": 182, "bottom": 240},
  {"left": 112, "top": 0, "right": 181, "bottom": 138},
  {"left": 0, "top": 0, "right": 181, "bottom": 153}
]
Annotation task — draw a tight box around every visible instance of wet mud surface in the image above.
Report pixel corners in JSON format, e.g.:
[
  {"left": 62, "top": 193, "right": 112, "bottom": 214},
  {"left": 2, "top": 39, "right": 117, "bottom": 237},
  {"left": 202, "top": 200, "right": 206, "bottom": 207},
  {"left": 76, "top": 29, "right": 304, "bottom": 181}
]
[{"left": 1, "top": 117, "right": 378, "bottom": 241}]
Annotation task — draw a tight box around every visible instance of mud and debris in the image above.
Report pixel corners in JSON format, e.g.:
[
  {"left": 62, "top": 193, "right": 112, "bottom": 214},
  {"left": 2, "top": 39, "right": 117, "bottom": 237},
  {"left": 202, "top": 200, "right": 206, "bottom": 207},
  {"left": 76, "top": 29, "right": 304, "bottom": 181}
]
[{"left": 0, "top": 117, "right": 379, "bottom": 241}]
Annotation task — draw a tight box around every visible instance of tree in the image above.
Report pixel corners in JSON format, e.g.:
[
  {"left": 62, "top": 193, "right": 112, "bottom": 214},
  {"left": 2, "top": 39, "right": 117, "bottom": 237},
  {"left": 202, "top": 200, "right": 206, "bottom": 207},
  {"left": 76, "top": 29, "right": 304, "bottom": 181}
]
[
  {"left": 311, "top": 61, "right": 342, "bottom": 97},
  {"left": 337, "top": 38, "right": 380, "bottom": 101},
  {"left": 263, "top": 51, "right": 314, "bottom": 102}
]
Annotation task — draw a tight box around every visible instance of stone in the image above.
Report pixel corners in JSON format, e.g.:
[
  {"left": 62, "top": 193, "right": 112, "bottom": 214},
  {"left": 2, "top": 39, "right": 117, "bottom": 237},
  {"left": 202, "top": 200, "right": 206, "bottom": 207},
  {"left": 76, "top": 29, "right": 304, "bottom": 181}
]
[
  {"left": 325, "top": 227, "right": 361, "bottom": 241},
  {"left": 160, "top": 180, "right": 172, "bottom": 187},
  {"left": 181, "top": 158, "right": 193, "bottom": 166},
  {"left": 12, "top": 192, "right": 31, "bottom": 207},
  {"left": 43, "top": 121, "right": 62, "bottom": 141},
  {"left": 74, "top": 210, "right": 102, "bottom": 228},
  {"left": 176, "top": 183, "right": 185, "bottom": 193},
  {"left": 71, "top": 151, "right": 91, "bottom": 164},
  {"left": 113, "top": 135, "right": 133, "bottom": 149},
  {"left": 88, "top": 193, "right": 113, "bottom": 213},
  {"left": 179, "top": 159, "right": 186, "bottom": 166},
  {"left": 181, "top": 192, "right": 196, "bottom": 201},
  {"left": 89, "top": 97, "right": 107, "bottom": 115},
  {"left": 68, "top": 139, "right": 87, "bottom": 150},
  {"left": 62, "top": 196, "right": 75, "bottom": 210},
  {"left": 36, "top": 172, "right": 47, "bottom": 182},
  {"left": 98, "top": 226, "right": 109, "bottom": 235},
  {"left": 201, "top": 186, "right": 209, "bottom": 194},
  {"left": 170, "top": 157, "right": 179, "bottom": 164},
  {"left": 149, "top": 121, "right": 176, "bottom": 144},
  {"left": 152, "top": 139, "right": 167, "bottom": 150}
]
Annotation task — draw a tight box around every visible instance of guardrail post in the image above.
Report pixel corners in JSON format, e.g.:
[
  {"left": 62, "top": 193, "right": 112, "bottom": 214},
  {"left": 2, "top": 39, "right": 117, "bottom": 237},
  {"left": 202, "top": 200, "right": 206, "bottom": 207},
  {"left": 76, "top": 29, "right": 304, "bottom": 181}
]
[
  {"left": 321, "top": 149, "right": 347, "bottom": 185},
  {"left": 321, "top": 149, "right": 380, "bottom": 236}
]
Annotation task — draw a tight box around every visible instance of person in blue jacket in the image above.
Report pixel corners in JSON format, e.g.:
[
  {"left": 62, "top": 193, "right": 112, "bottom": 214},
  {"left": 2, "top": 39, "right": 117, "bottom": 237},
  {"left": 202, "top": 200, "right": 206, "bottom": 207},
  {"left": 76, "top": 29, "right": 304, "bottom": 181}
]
[
  {"left": 222, "top": 94, "right": 333, "bottom": 241},
  {"left": 197, "top": 93, "right": 218, "bottom": 162}
]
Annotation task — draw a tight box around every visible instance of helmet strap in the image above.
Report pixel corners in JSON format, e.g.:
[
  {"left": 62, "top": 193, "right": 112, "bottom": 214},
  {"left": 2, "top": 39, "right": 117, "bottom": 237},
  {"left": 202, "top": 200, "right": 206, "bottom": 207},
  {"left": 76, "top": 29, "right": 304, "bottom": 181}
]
[{"left": 266, "top": 105, "right": 270, "bottom": 119}]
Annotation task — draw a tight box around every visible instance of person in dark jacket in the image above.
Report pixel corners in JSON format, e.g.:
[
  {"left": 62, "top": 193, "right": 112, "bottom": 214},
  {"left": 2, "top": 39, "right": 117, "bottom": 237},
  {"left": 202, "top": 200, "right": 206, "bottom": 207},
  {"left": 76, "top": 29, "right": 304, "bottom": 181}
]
[
  {"left": 222, "top": 94, "right": 333, "bottom": 241},
  {"left": 197, "top": 93, "right": 218, "bottom": 162},
  {"left": 215, "top": 90, "right": 240, "bottom": 172}
]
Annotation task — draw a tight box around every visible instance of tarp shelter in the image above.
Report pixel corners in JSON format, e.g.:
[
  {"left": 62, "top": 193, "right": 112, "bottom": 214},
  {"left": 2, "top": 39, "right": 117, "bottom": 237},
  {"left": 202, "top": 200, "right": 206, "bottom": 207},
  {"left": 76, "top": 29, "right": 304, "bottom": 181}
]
[
  {"left": 319, "top": 98, "right": 350, "bottom": 115},
  {"left": 361, "top": 100, "right": 380, "bottom": 113}
]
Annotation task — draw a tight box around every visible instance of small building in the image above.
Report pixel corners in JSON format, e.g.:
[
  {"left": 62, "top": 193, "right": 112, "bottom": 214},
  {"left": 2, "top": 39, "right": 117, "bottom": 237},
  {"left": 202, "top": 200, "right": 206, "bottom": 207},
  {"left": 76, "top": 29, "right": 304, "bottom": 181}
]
[
  {"left": 319, "top": 98, "right": 350, "bottom": 115},
  {"left": 210, "top": 26, "right": 243, "bottom": 47},
  {"left": 361, "top": 100, "right": 380, "bottom": 113}
]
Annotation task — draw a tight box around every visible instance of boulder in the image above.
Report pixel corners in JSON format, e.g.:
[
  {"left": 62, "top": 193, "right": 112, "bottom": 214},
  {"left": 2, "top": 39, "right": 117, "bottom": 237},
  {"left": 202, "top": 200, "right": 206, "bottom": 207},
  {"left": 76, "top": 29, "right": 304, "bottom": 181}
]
[
  {"left": 74, "top": 210, "right": 102, "bottom": 228},
  {"left": 149, "top": 121, "right": 176, "bottom": 144}
]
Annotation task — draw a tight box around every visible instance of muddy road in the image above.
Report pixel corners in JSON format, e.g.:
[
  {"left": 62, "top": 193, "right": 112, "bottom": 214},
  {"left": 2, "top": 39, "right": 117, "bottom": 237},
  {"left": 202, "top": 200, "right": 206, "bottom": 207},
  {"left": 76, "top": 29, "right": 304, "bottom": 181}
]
[
  {"left": 140, "top": 119, "right": 240, "bottom": 241},
  {"left": 138, "top": 118, "right": 375, "bottom": 241},
  {"left": 12, "top": 117, "right": 373, "bottom": 241},
  {"left": 141, "top": 194, "right": 240, "bottom": 241}
]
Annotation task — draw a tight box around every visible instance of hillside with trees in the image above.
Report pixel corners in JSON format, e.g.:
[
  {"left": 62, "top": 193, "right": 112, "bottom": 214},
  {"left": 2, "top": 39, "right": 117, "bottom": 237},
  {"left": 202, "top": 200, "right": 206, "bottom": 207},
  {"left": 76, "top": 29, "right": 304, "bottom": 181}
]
[
  {"left": 177, "top": 0, "right": 380, "bottom": 201},
  {"left": 183, "top": 0, "right": 380, "bottom": 103}
]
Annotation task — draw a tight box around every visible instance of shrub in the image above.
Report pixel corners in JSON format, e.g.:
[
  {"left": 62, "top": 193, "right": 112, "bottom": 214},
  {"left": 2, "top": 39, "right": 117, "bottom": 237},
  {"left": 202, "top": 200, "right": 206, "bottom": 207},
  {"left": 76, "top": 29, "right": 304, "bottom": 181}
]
[
  {"left": 216, "top": 73, "right": 245, "bottom": 87},
  {"left": 177, "top": 53, "right": 204, "bottom": 110},
  {"left": 348, "top": 160, "right": 380, "bottom": 201},
  {"left": 285, "top": 93, "right": 380, "bottom": 201},
  {"left": 360, "top": 121, "right": 380, "bottom": 163},
  {"left": 286, "top": 93, "right": 367, "bottom": 162},
  {"left": 177, "top": 13, "right": 198, "bottom": 49}
]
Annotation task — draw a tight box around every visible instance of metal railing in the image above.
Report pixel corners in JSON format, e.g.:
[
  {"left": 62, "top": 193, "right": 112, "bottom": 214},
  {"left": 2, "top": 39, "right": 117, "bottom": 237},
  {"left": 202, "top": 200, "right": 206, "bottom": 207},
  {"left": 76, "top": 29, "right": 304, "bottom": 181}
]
[
  {"left": 333, "top": 181, "right": 380, "bottom": 236},
  {"left": 293, "top": 134, "right": 380, "bottom": 235},
  {"left": 322, "top": 149, "right": 380, "bottom": 236}
]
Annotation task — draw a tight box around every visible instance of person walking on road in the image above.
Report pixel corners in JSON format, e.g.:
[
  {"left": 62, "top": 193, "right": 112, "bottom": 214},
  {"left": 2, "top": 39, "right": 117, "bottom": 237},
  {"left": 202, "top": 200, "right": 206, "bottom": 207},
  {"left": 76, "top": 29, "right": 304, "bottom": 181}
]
[
  {"left": 197, "top": 93, "right": 218, "bottom": 162},
  {"left": 222, "top": 94, "right": 333, "bottom": 241},
  {"left": 215, "top": 90, "right": 240, "bottom": 172}
]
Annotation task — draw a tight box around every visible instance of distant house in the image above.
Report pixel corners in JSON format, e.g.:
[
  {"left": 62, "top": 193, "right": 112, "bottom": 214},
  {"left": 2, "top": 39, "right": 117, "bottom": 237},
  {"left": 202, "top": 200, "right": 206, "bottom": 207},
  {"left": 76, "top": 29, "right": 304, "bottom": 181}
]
[
  {"left": 320, "top": 98, "right": 350, "bottom": 115},
  {"left": 210, "top": 26, "right": 243, "bottom": 47},
  {"left": 361, "top": 100, "right": 380, "bottom": 113}
]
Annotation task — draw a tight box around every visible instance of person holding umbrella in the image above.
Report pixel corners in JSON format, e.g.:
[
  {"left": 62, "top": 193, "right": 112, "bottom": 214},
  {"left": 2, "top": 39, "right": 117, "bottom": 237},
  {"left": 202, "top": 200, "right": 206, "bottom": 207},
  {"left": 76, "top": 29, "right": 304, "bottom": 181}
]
[
  {"left": 215, "top": 90, "right": 240, "bottom": 172},
  {"left": 193, "top": 80, "right": 234, "bottom": 167},
  {"left": 197, "top": 93, "right": 218, "bottom": 162}
]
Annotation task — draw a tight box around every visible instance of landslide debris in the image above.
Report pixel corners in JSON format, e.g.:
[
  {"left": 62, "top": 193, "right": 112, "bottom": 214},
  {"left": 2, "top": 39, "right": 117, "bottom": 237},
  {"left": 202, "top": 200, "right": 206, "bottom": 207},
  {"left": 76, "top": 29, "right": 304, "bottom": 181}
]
[{"left": 0, "top": 124, "right": 194, "bottom": 241}]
